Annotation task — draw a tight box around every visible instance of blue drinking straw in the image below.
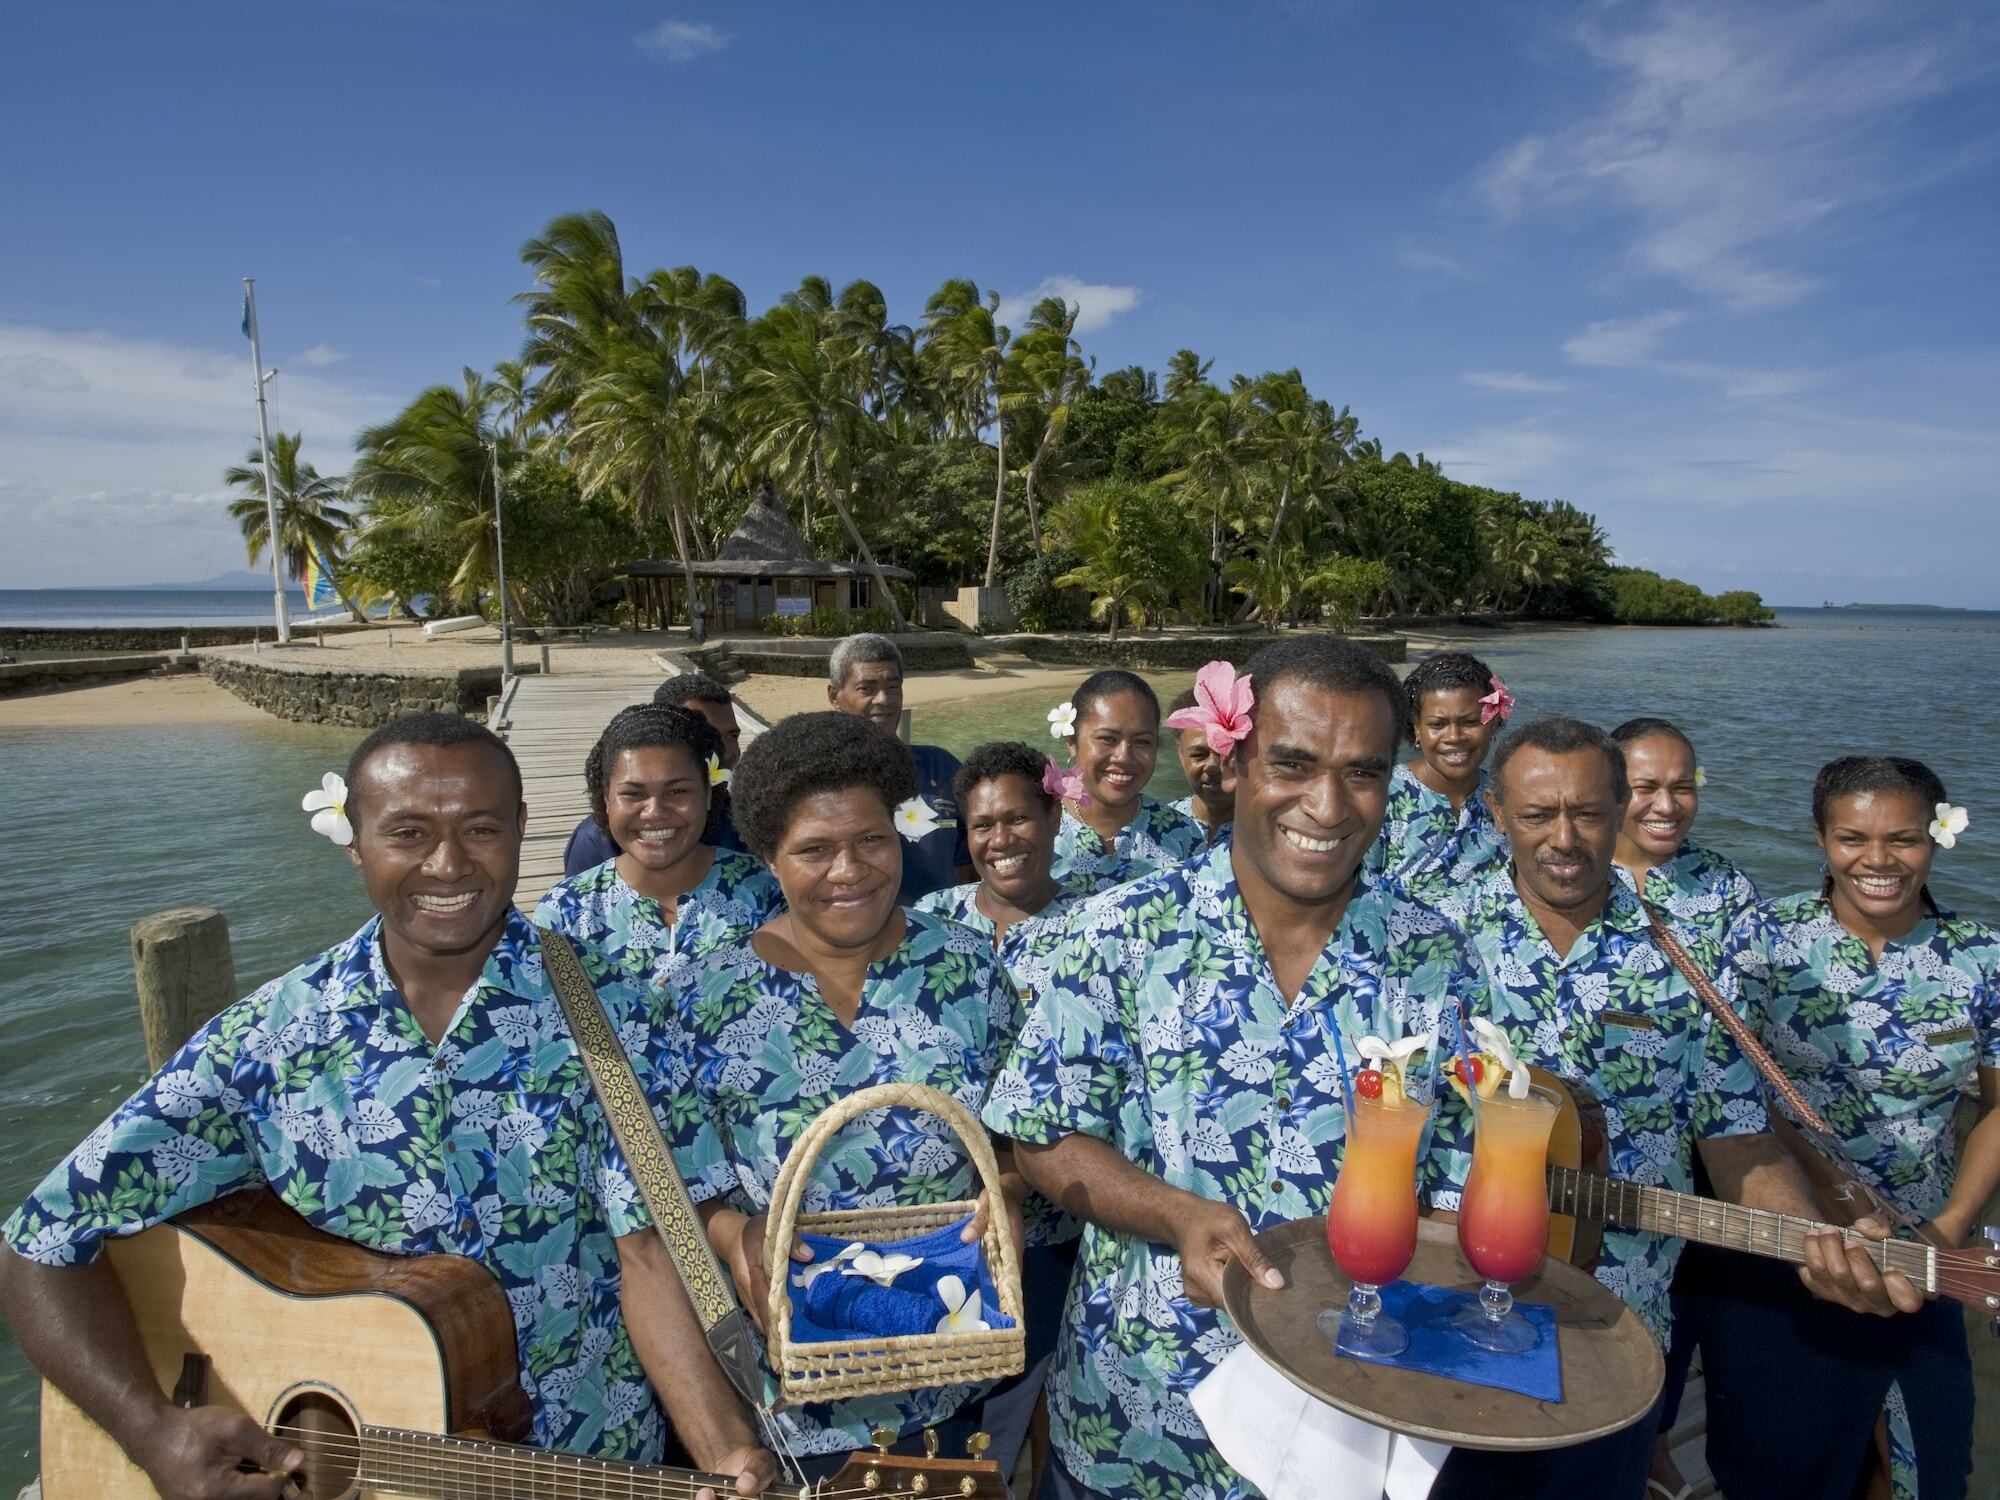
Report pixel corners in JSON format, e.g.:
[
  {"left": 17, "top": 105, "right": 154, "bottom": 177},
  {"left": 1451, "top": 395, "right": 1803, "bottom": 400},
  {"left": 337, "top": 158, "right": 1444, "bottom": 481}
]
[{"left": 1325, "top": 1014, "right": 1358, "bottom": 1109}]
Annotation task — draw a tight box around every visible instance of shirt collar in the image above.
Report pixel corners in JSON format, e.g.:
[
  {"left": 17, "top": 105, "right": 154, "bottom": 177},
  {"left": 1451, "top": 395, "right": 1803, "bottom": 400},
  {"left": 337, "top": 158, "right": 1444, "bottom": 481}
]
[{"left": 347, "top": 907, "right": 540, "bottom": 1013}]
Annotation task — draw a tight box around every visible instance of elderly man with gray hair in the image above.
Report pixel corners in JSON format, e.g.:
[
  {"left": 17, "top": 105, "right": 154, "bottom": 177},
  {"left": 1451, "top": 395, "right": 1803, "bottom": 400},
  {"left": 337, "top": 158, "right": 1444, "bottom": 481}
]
[{"left": 827, "top": 633, "right": 970, "bottom": 903}]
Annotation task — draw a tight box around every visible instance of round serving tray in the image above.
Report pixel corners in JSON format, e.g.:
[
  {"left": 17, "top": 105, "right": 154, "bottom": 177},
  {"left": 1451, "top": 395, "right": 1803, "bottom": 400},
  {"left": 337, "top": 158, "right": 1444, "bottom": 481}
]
[{"left": 1220, "top": 1218, "right": 1663, "bottom": 1451}]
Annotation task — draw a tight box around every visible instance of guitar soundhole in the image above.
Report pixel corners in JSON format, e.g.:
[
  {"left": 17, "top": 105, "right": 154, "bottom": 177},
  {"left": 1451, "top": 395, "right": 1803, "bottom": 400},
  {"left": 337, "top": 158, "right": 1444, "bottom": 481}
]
[{"left": 270, "top": 1387, "right": 360, "bottom": 1500}]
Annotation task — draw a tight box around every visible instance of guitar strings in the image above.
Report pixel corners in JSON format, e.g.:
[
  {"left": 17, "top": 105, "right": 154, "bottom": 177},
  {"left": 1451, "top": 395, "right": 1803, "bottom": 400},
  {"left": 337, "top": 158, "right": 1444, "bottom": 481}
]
[{"left": 265, "top": 1425, "right": 904, "bottom": 1500}]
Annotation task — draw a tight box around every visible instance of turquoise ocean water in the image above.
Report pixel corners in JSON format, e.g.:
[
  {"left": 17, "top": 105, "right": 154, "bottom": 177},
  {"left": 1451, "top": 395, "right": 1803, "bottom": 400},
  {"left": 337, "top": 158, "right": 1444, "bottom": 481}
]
[{"left": 1, "top": 605, "right": 1996, "bottom": 1483}]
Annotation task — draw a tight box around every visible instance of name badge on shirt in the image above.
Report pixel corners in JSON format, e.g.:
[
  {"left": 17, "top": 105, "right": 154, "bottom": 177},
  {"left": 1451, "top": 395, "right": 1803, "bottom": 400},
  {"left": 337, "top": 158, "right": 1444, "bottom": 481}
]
[
  {"left": 1926, "top": 1026, "right": 1977, "bottom": 1047},
  {"left": 1601, "top": 1010, "right": 1658, "bottom": 1032}
]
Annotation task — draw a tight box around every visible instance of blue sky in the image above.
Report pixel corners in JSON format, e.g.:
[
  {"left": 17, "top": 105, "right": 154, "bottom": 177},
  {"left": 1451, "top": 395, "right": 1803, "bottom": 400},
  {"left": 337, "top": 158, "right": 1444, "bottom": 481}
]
[{"left": 2, "top": 1, "right": 1995, "bottom": 603}]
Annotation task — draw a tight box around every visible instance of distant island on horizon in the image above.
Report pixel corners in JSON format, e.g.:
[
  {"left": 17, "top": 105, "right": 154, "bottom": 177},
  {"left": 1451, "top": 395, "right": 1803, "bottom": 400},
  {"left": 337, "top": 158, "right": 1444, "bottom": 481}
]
[{"left": 1816, "top": 601, "right": 1970, "bottom": 613}]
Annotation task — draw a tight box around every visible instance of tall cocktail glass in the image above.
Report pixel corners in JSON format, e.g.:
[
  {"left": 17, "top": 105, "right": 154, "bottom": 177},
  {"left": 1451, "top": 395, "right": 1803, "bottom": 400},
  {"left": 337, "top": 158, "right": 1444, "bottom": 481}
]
[
  {"left": 1453, "top": 1082, "right": 1560, "bottom": 1353},
  {"left": 1318, "top": 1091, "right": 1430, "bottom": 1359}
]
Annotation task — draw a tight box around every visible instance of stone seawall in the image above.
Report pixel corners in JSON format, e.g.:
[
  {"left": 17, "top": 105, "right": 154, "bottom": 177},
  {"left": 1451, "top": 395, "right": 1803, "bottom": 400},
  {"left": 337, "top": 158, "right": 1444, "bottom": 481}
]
[
  {"left": 0, "top": 623, "right": 373, "bottom": 654},
  {"left": 989, "top": 630, "right": 1406, "bottom": 668},
  {"left": 0, "top": 653, "right": 194, "bottom": 696},
  {"left": 691, "top": 633, "right": 975, "bottom": 680},
  {"left": 202, "top": 655, "right": 505, "bottom": 726}
]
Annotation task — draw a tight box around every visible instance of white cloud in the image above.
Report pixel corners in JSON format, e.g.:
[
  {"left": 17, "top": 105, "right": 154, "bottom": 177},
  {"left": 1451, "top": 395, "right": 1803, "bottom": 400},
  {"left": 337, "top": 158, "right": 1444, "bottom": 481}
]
[
  {"left": 1463, "top": 370, "right": 1570, "bottom": 394},
  {"left": 0, "top": 325, "right": 393, "bottom": 587},
  {"left": 296, "top": 343, "right": 344, "bottom": 367},
  {"left": 1398, "top": 247, "right": 1468, "bottom": 278},
  {"left": 1429, "top": 423, "right": 1579, "bottom": 481},
  {"left": 634, "top": 19, "right": 729, "bottom": 62},
  {"left": 1561, "top": 311, "right": 1686, "bottom": 367},
  {"left": 1478, "top": 2, "right": 1997, "bottom": 308},
  {"left": 995, "top": 276, "right": 1142, "bottom": 335}
]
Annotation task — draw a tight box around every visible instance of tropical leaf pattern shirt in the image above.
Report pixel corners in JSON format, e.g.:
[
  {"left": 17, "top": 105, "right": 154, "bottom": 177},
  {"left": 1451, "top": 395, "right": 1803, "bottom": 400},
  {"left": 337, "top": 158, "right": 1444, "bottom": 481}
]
[
  {"left": 916, "top": 882, "right": 1084, "bottom": 1245},
  {"left": 0, "top": 912, "right": 664, "bottom": 1462},
  {"left": 531, "top": 848, "right": 783, "bottom": 1000},
  {"left": 1168, "top": 795, "right": 1231, "bottom": 844},
  {"left": 1363, "top": 763, "right": 1510, "bottom": 916},
  {"left": 623, "top": 909, "right": 1017, "bottom": 1455},
  {"left": 1723, "top": 891, "right": 2000, "bottom": 1223},
  {"left": 1437, "top": 871, "right": 1770, "bottom": 1343},
  {"left": 1051, "top": 795, "right": 1206, "bottom": 896},
  {"left": 1614, "top": 840, "right": 1760, "bottom": 947},
  {"left": 980, "top": 840, "right": 1479, "bottom": 1500}
]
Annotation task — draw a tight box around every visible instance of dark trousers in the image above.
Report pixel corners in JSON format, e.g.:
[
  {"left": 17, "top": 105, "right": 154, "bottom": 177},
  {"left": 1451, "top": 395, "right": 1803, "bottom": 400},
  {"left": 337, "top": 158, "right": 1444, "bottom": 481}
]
[
  {"left": 1426, "top": 1394, "right": 1662, "bottom": 1500},
  {"left": 1666, "top": 1244, "right": 1973, "bottom": 1500}
]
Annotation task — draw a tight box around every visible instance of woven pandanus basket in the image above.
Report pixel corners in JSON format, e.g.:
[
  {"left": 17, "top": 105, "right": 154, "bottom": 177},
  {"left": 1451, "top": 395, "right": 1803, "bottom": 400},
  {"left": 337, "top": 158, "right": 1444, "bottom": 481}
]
[{"left": 762, "top": 1081, "right": 1026, "bottom": 1404}]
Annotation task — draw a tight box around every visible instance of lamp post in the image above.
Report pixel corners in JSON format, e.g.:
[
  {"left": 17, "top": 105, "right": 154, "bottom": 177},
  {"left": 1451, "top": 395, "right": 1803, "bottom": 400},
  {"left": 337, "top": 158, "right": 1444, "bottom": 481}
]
[
  {"left": 491, "top": 441, "right": 513, "bottom": 680},
  {"left": 242, "top": 278, "right": 290, "bottom": 644}
]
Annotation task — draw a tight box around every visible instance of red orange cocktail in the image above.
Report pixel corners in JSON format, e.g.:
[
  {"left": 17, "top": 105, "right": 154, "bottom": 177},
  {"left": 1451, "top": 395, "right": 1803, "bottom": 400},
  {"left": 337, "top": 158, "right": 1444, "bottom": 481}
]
[
  {"left": 1453, "top": 1081, "right": 1560, "bottom": 1352},
  {"left": 1319, "top": 1088, "right": 1430, "bottom": 1358}
]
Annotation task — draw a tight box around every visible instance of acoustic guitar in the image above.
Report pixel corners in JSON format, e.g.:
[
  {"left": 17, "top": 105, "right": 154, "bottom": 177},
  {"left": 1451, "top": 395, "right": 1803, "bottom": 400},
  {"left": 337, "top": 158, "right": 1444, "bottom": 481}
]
[
  {"left": 1528, "top": 1067, "right": 2000, "bottom": 1311},
  {"left": 38, "top": 1189, "right": 1010, "bottom": 1500}
]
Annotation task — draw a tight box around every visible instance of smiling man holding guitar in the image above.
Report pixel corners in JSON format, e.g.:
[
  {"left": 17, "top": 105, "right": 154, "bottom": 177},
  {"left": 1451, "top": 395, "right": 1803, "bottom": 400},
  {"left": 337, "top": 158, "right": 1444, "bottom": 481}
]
[
  {"left": 0, "top": 713, "right": 776, "bottom": 1499},
  {"left": 1425, "top": 717, "right": 1926, "bottom": 1500}
]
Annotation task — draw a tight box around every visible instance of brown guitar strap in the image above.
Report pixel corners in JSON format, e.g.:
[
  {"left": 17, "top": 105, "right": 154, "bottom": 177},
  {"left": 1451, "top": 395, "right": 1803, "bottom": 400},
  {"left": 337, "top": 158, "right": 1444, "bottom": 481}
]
[
  {"left": 538, "top": 927, "right": 769, "bottom": 1409},
  {"left": 1639, "top": 904, "right": 1932, "bottom": 1238}
]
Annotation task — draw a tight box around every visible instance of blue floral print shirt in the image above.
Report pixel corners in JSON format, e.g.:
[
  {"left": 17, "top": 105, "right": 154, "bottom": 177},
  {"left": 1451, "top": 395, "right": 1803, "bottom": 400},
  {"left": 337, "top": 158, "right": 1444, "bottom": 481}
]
[
  {"left": 980, "top": 840, "right": 1479, "bottom": 1499},
  {"left": 1614, "top": 840, "right": 1760, "bottom": 947},
  {"left": 1724, "top": 891, "right": 2000, "bottom": 1223},
  {"left": 1, "top": 911, "right": 664, "bottom": 1462},
  {"left": 1438, "top": 871, "right": 1770, "bottom": 1343},
  {"left": 631, "top": 909, "right": 1018, "bottom": 1454},
  {"left": 1051, "top": 795, "right": 1206, "bottom": 896},
  {"left": 532, "top": 848, "right": 783, "bottom": 999},
  {"left": 1363, "top": 763, "right": 1510, "bottom": 915},
  {"left": 1168, "top": 795, "right": 1231, "bottom": 844}
]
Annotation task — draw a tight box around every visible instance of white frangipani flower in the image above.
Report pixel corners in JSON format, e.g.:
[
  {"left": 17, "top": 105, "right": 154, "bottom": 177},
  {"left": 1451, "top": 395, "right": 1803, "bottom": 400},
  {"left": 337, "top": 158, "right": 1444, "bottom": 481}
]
[
  {"left": 935, "top": 1274, "right": 989, "bottom": 1333},
  {"left": 706, "top": 753, "right": 731, "bottom": 788},
  {"left": 791, "top": 1243, "right": 862, "bottom": 1289},
  {"left": 1047, "top": 701, "right": 1078, "bottom": 739},
  {"left": 894, "top": 796, "right": 942, "bottom": 841},
  {"left": 1470, "top": 1017, "right": 1532, "bottom": 1099},
  {"left": 301, "top": 772, "right": 353, "bottom": 846},
  {"left": 1930, "top": 802, "right": 1969, "bottom": 849},
  {"left": 841, "top": 1249, "right": 925, "bottom": 1286},
  {"left": 1694, "top": 766, "right": 1707, "bottom": 788}
]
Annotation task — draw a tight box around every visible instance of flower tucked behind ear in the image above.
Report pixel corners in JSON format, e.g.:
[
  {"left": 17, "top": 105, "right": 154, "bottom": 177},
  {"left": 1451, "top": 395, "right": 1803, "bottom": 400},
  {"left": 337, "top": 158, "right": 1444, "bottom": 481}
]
[
  {"left": 1047, "top": 701, "right": 1078, "bottom": 740},
  {"left": 1478, "top": 676, "right": 1515, "bottom": 725},
  {"left": 934, "top": 1274, "right": 989, "bottom": 1333},
  {"left": 1930, "top": 802, "right": 1969, "bottom": 850},
  {"left": 1694, "top": 766, "right": 1707, "bottom": 788},
  {"left": 706, "top": 753, "right": 731, "bottom": 788},
  {"left": 302, "top": 772, "right": 353, "bottom": 846},
  {"left": 1042, "top": 758, "right": 1090, "bottom": 806},
  {"left": 895, "top": 796, "right": 942, "bottom": 841},
  {"left": 1164, "top": 660, "right": 1256, "bottom": 756}
]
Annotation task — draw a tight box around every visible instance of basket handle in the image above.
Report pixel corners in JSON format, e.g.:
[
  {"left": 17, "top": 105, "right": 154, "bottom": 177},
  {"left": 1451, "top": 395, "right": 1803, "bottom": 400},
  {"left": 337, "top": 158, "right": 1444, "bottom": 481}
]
[{"left": 762, "top": 1080, "right": 1023, "bottom": 1335}]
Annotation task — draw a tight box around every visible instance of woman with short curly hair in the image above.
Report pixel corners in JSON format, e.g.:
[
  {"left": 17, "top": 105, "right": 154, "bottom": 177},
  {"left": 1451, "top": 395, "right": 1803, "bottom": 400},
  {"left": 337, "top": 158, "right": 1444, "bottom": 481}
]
[{"left": 647, "top": 713, "right": 1035, "bottom": 1478}]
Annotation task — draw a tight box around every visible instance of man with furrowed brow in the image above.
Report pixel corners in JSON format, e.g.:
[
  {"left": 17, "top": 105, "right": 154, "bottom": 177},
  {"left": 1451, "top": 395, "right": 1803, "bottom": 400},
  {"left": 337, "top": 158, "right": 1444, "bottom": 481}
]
[
  {"left": 0, "top": 713, "right": 775, "bottom": 1498},
  {"left": 981, "top": 638, "right": 1485, "bottom": 1500}
]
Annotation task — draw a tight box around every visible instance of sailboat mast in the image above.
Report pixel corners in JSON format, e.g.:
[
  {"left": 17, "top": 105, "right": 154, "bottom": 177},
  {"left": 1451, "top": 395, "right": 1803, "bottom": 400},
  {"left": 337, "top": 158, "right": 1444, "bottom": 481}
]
[{"left": 242, "top": 277, "right": 291, "bottom": 644}]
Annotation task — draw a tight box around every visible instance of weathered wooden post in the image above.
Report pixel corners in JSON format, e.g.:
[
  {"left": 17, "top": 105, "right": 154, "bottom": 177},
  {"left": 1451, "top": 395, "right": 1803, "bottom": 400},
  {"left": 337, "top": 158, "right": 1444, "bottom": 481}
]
[{"left": 131, "top": 908, "right": 237, "bottom": 1069}]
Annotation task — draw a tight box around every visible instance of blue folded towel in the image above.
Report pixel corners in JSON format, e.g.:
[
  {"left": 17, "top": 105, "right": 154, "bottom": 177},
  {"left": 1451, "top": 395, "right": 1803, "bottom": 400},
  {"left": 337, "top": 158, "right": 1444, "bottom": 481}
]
[
  {"left": 784, "top": 1215, "right": 1017, "bottom": 1344},
  {"left": 1330, "top": 1281, "right": 1564, "bottom": 1403}
]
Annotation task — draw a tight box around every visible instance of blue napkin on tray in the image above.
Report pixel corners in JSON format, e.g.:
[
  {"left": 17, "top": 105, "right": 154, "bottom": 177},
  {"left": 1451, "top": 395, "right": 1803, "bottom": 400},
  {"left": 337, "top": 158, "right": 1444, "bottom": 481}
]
[
  {"left": 1331, "top": 1281, "right": 1563, "bottom": 1403},
  {"left": 785, "top": 1214, "right": 1017, "bottom": 1345}
]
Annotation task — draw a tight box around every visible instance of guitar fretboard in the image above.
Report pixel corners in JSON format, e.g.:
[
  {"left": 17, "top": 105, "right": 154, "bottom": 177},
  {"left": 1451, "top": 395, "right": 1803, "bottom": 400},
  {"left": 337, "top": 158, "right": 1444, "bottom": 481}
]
[
  {"left": 1545, "top": 1166, "right": 1937, "bottom": 1294},
  {"left": 271, "top": 1422, "right": 926, "bottom": 1500}
]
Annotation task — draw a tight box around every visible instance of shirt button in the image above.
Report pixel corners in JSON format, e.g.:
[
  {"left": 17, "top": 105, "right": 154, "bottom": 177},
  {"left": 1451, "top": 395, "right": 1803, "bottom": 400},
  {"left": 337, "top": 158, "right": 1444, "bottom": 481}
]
[
  {"left": 1276, "top": 1094, "right": 1292, "bottom": 1111},
  {"left": 444, "top": 1140, "right": 458, "bottom": 1153}
]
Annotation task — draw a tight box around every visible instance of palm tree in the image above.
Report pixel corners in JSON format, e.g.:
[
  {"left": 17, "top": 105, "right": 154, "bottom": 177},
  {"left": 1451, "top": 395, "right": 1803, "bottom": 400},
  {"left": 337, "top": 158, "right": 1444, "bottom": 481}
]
[
  {"left": 223, "top": 432, "right": 367, "bottom": 622},
  {"left": 1155, "top": 377, "right": 1253, "bottom": 618},
  {"left": 347, "top": 370, "right": 519, "bottom": 617},
  {"left": 738, "top": 282, "right": 907, "bottom": 628},
  {"left": 1000, "top": 296, "right": 1094, "bottom": 554},
  {"left": 920, "top": 280, "right": 1010, "bottom": 588}
]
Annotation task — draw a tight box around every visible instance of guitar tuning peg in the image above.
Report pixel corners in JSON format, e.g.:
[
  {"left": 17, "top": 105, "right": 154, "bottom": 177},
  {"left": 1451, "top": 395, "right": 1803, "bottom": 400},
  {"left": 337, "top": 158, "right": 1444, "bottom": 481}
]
[
  {"left": 923, "top": 1428, "right": 939, "bottom": 1458},
  {"left": 870, "top": 1425, "right": 896, "bottom": 1454},
  {"left": 965, "top": 1431, "right": 991, "bottom": 1459}
]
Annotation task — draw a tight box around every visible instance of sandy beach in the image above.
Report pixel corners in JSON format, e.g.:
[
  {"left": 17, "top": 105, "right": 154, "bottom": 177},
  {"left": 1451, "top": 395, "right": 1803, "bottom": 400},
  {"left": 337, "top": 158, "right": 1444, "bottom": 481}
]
[{"left": 0, "top": 673, "right": 276, "bottom": 729}]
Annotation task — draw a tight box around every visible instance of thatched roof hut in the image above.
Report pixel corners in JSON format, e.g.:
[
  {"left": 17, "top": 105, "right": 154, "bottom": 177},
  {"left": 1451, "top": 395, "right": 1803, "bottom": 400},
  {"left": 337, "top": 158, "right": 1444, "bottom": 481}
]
[{"left": 620, "top": 482, "right": 911, "bottom": 630}]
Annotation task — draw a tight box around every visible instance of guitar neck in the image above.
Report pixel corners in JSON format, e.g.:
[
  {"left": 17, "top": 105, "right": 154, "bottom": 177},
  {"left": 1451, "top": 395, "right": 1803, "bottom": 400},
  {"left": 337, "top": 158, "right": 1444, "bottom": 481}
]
[{"left": 1545, "top": 1166, "right": 1937, "bottom": 1295}]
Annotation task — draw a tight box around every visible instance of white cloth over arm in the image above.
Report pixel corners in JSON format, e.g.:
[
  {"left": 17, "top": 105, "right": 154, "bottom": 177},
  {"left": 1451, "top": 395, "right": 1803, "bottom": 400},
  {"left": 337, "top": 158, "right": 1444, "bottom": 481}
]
[{"left": 1190, "top": 1341, "right": 1449, "bottom": 1499}]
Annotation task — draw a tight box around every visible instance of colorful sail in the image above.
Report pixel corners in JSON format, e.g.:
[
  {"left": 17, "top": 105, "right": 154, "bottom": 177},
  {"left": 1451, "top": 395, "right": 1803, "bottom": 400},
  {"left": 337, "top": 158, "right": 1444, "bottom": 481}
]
[{"left": 300, "top": 549, "right": 340, "bottom": 612}]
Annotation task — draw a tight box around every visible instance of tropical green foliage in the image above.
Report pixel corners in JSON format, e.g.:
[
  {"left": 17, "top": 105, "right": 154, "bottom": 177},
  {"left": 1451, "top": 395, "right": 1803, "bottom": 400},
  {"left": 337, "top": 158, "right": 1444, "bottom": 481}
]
[
  {"left": 1606, "top": 570, "right": 1776, "bottom": 627},
  {"left": 224, "top": 431, "right": 366, "bottom": 621},
  {"left": 238, "top": 208, "right": 1742, "bottom": 636}
]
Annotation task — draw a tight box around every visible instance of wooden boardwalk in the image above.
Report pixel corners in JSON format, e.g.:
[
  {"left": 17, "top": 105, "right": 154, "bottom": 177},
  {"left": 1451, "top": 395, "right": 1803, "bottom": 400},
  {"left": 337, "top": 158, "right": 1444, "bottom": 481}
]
[{"left": 499, "top": 670, "right": 671, "bottom": 910}]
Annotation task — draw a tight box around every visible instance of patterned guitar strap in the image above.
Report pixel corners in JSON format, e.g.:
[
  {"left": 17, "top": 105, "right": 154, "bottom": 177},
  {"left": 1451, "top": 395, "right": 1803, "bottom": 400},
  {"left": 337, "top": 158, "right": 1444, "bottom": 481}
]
[
  {"left": 1639, "top": 903, "right": 1931, "bottom": 1239},
  {"left": 537, "top": 928, "right": 777, "bottom": 1421}
]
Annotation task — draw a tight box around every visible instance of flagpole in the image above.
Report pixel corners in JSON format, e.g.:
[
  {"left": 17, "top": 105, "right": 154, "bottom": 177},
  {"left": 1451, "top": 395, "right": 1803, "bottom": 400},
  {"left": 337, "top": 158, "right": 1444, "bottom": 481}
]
[{"left": 243, "top": 277, "right": 290, "bottom": 645}]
